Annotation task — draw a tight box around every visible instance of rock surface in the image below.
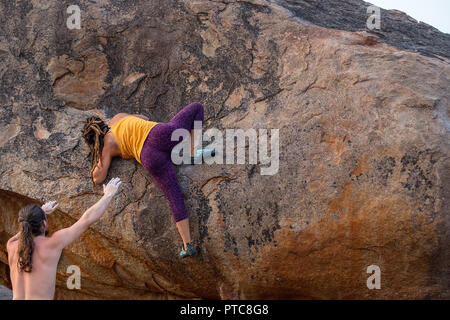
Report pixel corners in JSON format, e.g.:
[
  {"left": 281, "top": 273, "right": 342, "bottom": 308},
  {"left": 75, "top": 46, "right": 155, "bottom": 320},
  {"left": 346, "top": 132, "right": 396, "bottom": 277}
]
[
  {"left": 0, "top": 0, "right": 449, "bottom": 299},
  {"left": 0, "top": 285, "right": 12, "bottom": 300}
]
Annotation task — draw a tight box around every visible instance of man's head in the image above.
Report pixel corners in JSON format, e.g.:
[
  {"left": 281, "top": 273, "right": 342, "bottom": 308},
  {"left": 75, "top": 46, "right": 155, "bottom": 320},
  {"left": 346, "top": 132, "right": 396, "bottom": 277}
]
[
  {"left": 17, "top": 204, "right": 47, "bottom": 272},
  {"left": 81, "top": 116, "right": 109, "bottom": 185}
]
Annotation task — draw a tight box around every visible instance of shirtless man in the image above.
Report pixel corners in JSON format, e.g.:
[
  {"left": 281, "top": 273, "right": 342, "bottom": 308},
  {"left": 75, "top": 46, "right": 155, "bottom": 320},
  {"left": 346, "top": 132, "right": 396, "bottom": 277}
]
[{"left": 6, "top": 177, "right": 122, "bottom": 300}]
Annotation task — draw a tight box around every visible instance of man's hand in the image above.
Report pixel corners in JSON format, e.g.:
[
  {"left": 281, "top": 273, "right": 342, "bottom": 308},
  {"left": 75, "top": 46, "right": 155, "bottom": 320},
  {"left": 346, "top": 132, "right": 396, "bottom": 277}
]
[
  {"left": 41, "top": 201, "right": 59, "bottom": 215},
  {"left": 103, "top": 177, "right": 122, "bottom": 197}
]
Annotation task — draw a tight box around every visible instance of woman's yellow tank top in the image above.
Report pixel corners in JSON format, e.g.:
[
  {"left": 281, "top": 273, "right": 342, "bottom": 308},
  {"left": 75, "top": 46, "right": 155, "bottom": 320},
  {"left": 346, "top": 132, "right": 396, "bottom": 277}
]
[{"left": 109, "top": 116, "right": 158, "bottom": 165}]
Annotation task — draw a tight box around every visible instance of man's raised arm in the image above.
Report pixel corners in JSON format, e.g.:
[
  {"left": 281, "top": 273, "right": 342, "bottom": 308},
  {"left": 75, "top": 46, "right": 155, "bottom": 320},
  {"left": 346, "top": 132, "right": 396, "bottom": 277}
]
[{"left": 50, "top": 177, "right": 122, "bottom": 250}]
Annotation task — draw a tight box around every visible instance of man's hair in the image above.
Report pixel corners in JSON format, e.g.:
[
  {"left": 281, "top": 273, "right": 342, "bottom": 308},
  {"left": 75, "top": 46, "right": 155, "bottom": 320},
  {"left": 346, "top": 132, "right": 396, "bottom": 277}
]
[
  {"left": 17, "top": 204, "right": 46, "bottom": 273},
  {"left": 81, "top": 116, "right": 109, "bottom": 186}
]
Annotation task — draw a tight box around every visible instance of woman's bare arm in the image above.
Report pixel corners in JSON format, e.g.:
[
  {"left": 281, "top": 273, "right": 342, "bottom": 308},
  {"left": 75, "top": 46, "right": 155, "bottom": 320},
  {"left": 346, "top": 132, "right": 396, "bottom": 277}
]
[{"left": 92, "top": 142, "right": 113, "bottom": 185}]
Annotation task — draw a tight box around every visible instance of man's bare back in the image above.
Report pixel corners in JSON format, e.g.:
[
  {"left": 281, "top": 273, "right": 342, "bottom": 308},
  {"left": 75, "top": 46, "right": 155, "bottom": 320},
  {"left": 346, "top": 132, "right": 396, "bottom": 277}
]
[
  {"left": 7, "top": 236, "right": 61, "bottom": 300},
  {"left": 6, "top": 178, "right": 122, "bottom": 300}
]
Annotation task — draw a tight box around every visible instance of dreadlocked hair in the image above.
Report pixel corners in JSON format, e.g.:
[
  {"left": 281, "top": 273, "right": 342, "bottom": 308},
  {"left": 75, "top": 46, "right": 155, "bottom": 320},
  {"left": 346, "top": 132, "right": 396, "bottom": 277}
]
[
  {"left": 17, "top": 205, "right": 46, "bottom": 273},
  {"left": 81, "top": 116, "right": 109, "bottom": 186}
]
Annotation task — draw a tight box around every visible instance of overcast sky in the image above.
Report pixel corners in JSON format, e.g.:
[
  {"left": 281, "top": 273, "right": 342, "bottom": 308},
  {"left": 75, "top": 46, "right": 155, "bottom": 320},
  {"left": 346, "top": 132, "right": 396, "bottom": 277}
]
[{"left": 368, "top": 0, "right": 450, "bottom": 34}]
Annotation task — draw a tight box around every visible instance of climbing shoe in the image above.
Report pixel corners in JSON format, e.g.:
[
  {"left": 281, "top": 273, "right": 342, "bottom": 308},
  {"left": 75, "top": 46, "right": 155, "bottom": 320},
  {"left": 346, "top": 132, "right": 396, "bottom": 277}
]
[
  {"left": 195, "top": 148, "right": 216, "bottom": 157},
  {"left": 190, "top": 148, "right": 216, "bottom": 164},
  {"left": 180, "top": 242, "right": 197, "bottom": 258}
]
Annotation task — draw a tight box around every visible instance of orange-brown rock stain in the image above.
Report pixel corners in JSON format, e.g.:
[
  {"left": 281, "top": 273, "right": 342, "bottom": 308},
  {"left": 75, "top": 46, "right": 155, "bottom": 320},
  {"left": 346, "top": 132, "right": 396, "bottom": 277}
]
[
  {"left": 351, "top": 157, "right": 369, "bottom": 177},
  {"left": 238, "top": 181, "right": 440, "bottom": 299},
  {"left": 322, "top": 133, "right": 349, "bottom": 164}
]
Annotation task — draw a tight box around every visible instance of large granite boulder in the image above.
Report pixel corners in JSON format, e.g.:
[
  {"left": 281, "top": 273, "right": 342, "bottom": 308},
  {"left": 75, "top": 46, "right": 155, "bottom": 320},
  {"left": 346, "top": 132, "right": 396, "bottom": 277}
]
[{"left": 0, "top": 0, "right": 449, "bottom": 299}]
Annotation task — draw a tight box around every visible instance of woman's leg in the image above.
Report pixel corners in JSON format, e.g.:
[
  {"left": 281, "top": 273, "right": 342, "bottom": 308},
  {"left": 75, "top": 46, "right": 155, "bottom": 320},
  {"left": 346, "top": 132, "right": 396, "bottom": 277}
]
[
  {"left": 140, "top": 145, "right": 192, "bottom": 251},
  {"left": 175, "top": 218, "right": 191, "bottom": 250},
  {"left": 139, "top": 102, "right": 205, "bottom": 254},
  {"left": 152, "top": 163, "right": 192, "bottom": 249}
]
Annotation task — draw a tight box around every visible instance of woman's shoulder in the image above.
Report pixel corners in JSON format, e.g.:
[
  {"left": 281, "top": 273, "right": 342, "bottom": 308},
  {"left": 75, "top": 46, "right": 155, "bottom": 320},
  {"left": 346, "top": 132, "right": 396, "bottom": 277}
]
[{"left": 108, "top": 113, "right": 130, "bottom": 126}]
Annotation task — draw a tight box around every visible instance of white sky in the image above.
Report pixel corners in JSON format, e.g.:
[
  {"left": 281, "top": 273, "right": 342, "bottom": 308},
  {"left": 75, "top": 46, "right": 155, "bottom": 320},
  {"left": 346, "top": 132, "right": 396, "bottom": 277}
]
[{"left": 368, "top": 0, "right": 450, "bottom": 34}]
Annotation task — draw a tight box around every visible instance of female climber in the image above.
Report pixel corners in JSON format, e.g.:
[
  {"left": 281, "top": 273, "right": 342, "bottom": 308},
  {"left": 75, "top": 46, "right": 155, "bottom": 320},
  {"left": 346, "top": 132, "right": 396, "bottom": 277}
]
[{"left": 81, "top": 102, "right": 213, "bottom": 258}]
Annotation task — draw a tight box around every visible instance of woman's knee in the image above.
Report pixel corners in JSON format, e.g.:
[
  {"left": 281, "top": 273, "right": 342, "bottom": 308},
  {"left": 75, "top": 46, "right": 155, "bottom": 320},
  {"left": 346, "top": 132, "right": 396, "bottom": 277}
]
[
  {"left": 190, "top": 101, "right": 203, "bottom": 109},
  {"left": 190, "top": 102, "right": 204, "bottom": 121},
  {"left": 174, "top": 211, "right": 189, "bottom": 223},
  {"left": 187, "top": 101, "right": 202, "bottom": 113},
  {"left": 172, "top": 201, "right": 189, "bottom": 222}
]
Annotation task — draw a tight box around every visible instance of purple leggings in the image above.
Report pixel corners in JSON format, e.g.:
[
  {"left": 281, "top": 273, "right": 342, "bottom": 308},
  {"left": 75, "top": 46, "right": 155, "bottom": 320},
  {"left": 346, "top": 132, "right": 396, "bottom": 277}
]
[{"left": 139, "top": 102, "right": 204, "bottom": 223}]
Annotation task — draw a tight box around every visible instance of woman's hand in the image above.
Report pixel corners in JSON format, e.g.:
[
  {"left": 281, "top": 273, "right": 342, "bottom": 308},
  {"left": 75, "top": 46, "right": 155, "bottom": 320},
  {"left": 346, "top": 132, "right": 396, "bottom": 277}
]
[{"left": 41, "top": 201, "right": 59, "bottom": 215}]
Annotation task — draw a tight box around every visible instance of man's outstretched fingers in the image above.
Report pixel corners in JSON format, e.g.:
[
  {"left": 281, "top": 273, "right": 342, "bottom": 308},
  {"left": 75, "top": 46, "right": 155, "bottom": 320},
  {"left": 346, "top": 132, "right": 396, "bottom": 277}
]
[
  {"left": 103, "top": 177, "right": 122, "bottom": 196},
  {"left": 42, "top": 201, "right": 59, "bottom": 215}
]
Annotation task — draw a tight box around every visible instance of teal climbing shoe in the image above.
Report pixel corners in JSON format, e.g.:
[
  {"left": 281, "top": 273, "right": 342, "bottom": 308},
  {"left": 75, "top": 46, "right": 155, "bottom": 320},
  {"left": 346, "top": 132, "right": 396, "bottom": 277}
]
[
  {"left": 194, "top": 148, "right": 216, "bottom": 157},
  {"left": 180, "top": 242, "right": 197, "bottom": 258},
  {"left": 190, "top": 148, "right": 216, "bottom": 164}
]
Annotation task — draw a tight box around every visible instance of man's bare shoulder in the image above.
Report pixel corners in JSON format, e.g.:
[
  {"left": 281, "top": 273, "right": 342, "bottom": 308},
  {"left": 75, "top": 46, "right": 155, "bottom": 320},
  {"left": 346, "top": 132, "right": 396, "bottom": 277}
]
[
  {"left": 6, "top": 236, "right": 19, "bottom": 252},
  {"left": 43, "top": 232, "right": 65, "bottom": 249}
]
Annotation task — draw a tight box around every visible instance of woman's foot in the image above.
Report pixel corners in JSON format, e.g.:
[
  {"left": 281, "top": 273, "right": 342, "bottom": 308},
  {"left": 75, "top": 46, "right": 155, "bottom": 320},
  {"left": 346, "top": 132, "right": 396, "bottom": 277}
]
[
  {"left": 179, "top": 242, "right": 197, "bottom": 258},
  {"left": 190, "top": 148, "right": 216, "bottom": 164}
]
